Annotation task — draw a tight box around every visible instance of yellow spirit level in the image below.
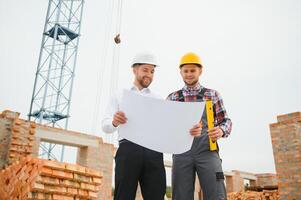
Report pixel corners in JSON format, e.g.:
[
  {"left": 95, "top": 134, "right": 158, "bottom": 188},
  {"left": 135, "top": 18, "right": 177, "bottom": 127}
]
[{"left": 206, "top": 100, "right": 217, "bottom": 151}]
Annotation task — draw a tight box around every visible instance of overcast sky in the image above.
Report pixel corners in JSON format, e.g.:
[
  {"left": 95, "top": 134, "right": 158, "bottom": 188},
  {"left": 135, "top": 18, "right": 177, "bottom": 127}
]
[{"left": 1, "top": 0, "right": 300, "bottom": 177}]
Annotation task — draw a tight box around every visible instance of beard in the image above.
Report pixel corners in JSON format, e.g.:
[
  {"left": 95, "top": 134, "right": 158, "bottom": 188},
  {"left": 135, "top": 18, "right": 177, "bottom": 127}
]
[
  {"left": 184, "top": 79, "right": 198, "bottom": 87},
  {"left": 138, "top": 76, "right": 152, "bottom": 88}
]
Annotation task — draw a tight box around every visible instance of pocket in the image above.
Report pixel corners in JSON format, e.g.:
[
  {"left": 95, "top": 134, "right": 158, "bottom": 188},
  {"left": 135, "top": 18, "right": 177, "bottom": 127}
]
[
  {"left": 216, "top": 172, "right": 227, "bottom": 200},
  {"left": 115, "top": 143, "right": 125, "bottom": 160},
  {"left": 114, "top": 150, "right": 126, "bottom": 181},
  {"left": 216, "top": 172, "right": 225, "bottom": 180}
]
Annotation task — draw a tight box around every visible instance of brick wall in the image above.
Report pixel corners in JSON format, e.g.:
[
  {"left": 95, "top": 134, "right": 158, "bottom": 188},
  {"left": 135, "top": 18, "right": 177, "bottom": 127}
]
[
  {"left": 0, "top": 111, "right": 14, "bottom": 169},
  {"left": 0, "top": 156, "right": 103, "bottom": 199},
  {"left": 0, "top": 110, "right": 114, "bottom": 200},
  {"left": 0, "top": 110, "right": 36, "bottom": 168},
  {"left": 77, "top": 142, "right": 114, "bottom": 200},
  {"left": 255, "top": 173, "right": 278, "bottom": 187},
  {"left": 270, "top": 112, "right": 301, "bottom": 199}
]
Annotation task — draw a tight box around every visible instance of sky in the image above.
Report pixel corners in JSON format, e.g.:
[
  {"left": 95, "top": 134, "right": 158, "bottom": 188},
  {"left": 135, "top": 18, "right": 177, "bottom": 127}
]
[{"left": 0, "top": 0, "right": 300, "bottom": 179}]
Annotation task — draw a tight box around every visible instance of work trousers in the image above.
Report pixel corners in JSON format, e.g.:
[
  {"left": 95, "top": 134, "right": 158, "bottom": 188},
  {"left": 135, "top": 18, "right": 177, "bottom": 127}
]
[
  {"left": 172, "top": 134, "right": 227, "bottom": 200},
  {"left": 114, "top": 140, "right": 166, "bottom": 200}
]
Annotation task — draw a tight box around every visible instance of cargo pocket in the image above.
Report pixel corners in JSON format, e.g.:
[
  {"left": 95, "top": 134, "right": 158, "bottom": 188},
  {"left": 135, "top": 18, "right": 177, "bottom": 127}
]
[{"left": 216, "top": 172, "right": 227, "bottom": 200}]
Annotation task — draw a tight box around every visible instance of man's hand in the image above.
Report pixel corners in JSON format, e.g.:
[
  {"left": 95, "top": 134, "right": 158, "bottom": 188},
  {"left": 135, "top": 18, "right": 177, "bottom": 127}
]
[
  {"left": 112, "top": 111, "right": 127, "bottom": 127},
  {"left": 190, "top": 122, "right": 202, "bottom": 137},
  {"left": 207, "top": 127, "right": 223, "bottom": 142}
]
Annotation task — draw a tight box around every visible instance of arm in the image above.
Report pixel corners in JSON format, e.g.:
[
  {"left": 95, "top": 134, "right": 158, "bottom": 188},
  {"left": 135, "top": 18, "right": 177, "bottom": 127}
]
[
  {"left": 101, "top": 95, "right": 127, "bottom": 133},
  {"left": 208, "top": 91, "right": 232, "bottom": 141}
]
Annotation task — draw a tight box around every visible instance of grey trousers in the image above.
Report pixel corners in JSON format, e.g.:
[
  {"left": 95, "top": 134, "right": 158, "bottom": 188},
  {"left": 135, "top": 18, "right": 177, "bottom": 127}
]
[{"left": 172, "top": 135, "right": 227, "bottom": 200}]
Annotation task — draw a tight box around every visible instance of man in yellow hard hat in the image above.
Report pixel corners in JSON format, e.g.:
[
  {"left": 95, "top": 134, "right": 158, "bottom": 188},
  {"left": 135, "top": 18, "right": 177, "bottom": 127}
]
[{"left": 167, "top": 52, "right": 232, "bottom": 200}]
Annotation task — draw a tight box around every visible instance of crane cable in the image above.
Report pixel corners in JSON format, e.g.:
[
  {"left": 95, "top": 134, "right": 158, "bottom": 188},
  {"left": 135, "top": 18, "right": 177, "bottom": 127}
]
[
  {"left": 92, "top": 0, "right": 124, "bottom": 145},
  {"left": 91, "top": 0, "right": 115, "bottom": 136},
  {"left": 108, "top": 0, "right": 123, "bottom": 144}
]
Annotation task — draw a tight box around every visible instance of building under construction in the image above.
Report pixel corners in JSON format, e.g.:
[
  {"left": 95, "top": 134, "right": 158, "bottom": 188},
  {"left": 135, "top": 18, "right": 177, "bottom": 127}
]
[
  {"left": 0, "top": 110, "right": 300, "bottom": 199},
  {"left": 0, "top": 0, "right": 300, "bottom": 199}
]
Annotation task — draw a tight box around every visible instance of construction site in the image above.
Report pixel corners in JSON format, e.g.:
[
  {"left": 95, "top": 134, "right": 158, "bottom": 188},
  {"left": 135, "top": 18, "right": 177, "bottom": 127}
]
[
  {"left": 0, "top": 109, "right": 301, "bottom": 200},
  {"left": 1, "top": 0, "right": 300, "bottom": 199}
]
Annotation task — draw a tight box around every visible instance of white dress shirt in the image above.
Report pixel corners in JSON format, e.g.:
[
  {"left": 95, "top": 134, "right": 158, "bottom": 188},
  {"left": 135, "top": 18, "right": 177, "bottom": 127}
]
[{"left": 101, "top": 85, "right": 161, "bottom": 140}]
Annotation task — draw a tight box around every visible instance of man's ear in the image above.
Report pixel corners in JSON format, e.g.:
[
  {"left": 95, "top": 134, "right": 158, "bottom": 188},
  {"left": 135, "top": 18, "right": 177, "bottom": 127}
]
[{"left": 199, "top": 67, "right": 203, "bottom": 76}]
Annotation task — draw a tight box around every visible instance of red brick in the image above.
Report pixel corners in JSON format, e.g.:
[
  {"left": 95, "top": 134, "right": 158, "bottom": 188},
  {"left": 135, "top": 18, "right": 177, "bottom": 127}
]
[
  {"left": 52, "top": 169, "right": 73, "bottom": 179},
  {"left": 65, "top": 163, "right": 86, "bottom": 174},
  {"left": 43, "top": 160, "right": 66, "bottom": 170}
]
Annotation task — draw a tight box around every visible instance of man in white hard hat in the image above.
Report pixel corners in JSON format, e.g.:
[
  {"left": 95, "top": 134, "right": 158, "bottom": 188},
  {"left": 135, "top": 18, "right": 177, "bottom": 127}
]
[{"left": 102, "top": 52, "right": 166, "bottom": 200}]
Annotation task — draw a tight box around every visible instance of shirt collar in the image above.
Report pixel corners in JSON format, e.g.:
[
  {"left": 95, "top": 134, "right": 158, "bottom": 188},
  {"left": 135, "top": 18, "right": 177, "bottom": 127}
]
[
  {"left": 131, "top": 85, "right": 151, "bottom": 94},
  {"left": 183, "top": 82, "right": 202, "bottom": 92}
]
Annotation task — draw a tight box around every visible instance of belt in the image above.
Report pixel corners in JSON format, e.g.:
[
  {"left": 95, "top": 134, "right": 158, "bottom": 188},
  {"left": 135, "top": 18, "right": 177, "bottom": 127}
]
[{"left": 118, "top": 139, "right": 129, "bottom": 145}]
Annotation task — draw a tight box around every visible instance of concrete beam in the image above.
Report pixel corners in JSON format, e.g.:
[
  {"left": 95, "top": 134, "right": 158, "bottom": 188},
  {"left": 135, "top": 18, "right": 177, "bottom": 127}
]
[
  {"left": 240, "top": 173, "right": 257, "bottom": 180},
  {"left": 224, "top": 171, "right": 235, "bottom": 177},
  {"left": 36, "top": 129, "right": 99, "bottom": 147}
]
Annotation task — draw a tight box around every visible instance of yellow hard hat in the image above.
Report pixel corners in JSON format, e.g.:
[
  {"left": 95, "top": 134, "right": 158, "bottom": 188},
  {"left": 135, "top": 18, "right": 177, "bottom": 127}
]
[{"left": 179, "top": 52, "right": 203, "bottom": 68}]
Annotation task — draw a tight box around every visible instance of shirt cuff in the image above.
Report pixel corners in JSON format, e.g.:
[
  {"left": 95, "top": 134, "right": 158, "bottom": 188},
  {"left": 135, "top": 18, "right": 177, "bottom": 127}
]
[
  {"left": 219, "top": 125, "right": 229, "bottom": 138},
  {"left": 102, "top": 118, "right": 118, "bottom": 133}
]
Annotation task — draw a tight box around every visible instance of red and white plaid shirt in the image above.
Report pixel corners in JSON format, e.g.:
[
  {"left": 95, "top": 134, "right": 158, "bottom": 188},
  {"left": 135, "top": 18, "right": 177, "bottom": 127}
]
[{"left": 167, "top": 83, "right": 232, "bottom": 137}]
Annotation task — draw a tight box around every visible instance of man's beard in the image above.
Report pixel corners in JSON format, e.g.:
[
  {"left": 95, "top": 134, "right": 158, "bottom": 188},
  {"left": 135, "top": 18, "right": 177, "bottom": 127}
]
[
  {"left": 184, "top": 79, "right": 198, "bottom": 87},
  {"left": 138, "top": 77, "right": 151, "bottom": 88}
]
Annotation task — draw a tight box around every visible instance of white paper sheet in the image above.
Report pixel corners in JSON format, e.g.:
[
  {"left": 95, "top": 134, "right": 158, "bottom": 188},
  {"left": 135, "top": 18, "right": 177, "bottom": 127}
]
[{"left": 118, "top": 89, "right": 205, "bottom": 154}]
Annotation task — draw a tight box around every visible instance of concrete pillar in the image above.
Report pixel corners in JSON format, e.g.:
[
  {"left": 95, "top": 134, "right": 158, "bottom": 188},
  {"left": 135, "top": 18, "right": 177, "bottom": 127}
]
[
  {"left": 0, "top": 111, "right": 20, "bottom": 168},
  {"left": 231, "top": 171, "right": 244, "bottom": 192},
  {"left": 0, "top": 117, "right": 12, "bottom": 168},
  {"left": 250, "top": 180, "right": 256, "bottom": 187},
  {"left": 77, "top": 139, "right": 114, "bottom": 200},
  {"left": 31, "top": 137, "right": 40, "bottom": 158},
  {"left": 225, "top": 176, "right": 234, "bottom": 193}
]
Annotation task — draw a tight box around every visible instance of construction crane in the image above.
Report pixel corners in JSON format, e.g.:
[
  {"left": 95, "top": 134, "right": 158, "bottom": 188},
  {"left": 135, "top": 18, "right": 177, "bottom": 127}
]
[
  {"left": 28, "top": 0, "right": 85, "bottom": 161},
  {"left": 29, "top": 0, "right": 124, "bottom": 160}
]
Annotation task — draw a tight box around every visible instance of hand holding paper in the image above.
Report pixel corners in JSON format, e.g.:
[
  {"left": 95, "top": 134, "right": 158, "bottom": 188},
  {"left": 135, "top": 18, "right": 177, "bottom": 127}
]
[
  {"left": 118, "top": 90, "right": 205, "bottom": 154},
  {"left": 112, "top": 111, "right": 127, "bottom": 127},
  {"left": 190, "top": 123, "right": 202, "bottom": 137}
]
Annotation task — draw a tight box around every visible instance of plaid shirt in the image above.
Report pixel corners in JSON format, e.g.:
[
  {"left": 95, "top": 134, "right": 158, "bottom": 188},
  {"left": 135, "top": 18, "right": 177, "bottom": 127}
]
[{"left": 167, "top": 83, "right": 232, "bottom": 137}]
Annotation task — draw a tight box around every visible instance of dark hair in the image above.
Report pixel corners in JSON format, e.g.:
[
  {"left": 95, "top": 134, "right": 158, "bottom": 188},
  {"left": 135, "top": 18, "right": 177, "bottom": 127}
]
[
  {"left": 132, "top": 63, "right": 152, "bottom": 68},
  {"left": 179, "top": 63, "right": 203, "bottom": 68}
]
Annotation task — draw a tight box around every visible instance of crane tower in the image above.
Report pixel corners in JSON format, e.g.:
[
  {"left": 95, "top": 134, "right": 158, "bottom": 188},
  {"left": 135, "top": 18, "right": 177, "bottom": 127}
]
[{"left": 28, "top": 0, "right": 84, "bottom": 161}]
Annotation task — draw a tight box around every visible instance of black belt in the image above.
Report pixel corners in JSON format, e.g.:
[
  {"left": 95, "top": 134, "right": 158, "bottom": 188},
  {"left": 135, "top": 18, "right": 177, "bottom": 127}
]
[{"left": 119, "top": 139, "right": 129, "bottom": 145}]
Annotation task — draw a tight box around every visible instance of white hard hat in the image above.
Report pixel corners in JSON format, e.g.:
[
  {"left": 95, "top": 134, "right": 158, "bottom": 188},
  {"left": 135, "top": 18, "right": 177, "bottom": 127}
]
[{"left": 131, "top": 52, "right": 159, "bottom": 67}]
